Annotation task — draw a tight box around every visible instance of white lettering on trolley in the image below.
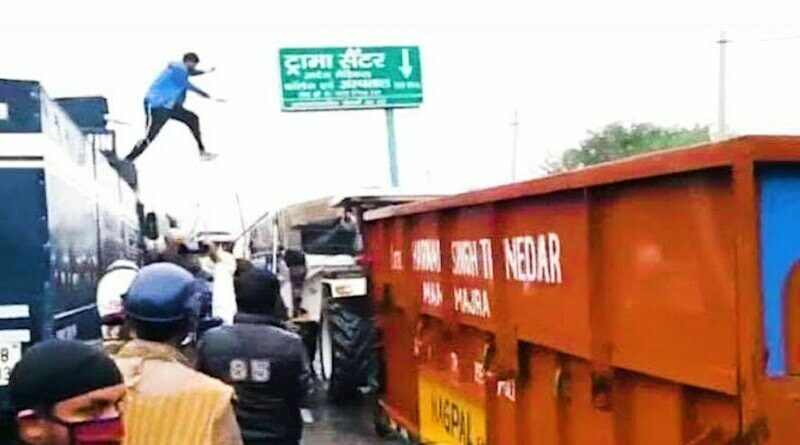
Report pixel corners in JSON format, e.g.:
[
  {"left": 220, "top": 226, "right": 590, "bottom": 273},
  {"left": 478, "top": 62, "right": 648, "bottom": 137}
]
[
  {"left": 391, "top": 247, "right": 403, "bottom": 271},
  {"left": 422, "top": 281, "right": 443, "bottom": 307},
  {"left": 412, "top": 239, "right": 441, "bottom": 273},
  {"left": 451, "top": 238, "right": 494, "bottom": 319},
  {"left": 451, "top": 239, "right": 493, "bottom": 280},
  {"left": 474, "top": 362, "right": 486, "bottom": 385},
  {"left": 497, "top": 379, "right": 516, "bottom": 402},
  {"left": 454, "top": 287, "right": 491, "bottom": 318},
  {"left": 503, "top": 233, "right": 562, "bottom": 284}
]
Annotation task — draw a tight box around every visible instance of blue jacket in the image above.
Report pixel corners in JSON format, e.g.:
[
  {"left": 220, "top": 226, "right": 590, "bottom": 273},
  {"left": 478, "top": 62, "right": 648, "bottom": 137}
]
[{"left": 144, "top": 62, "right": 207, "bottom": 109}]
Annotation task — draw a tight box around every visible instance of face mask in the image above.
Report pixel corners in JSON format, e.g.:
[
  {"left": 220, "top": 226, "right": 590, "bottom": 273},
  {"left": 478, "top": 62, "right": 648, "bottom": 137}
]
[{"left": 52, "top": 415, "right": 124, "bottom": 445}]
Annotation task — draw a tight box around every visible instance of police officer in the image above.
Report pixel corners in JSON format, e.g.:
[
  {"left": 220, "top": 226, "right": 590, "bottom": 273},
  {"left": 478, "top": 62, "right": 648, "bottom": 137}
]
[
  {"left": 95, "top": 259, "right": 139, "bottom": 354},
  {"left": 114, "top": 263, "right": 243, "bottom": 445},
  {"left": 197, "top": 268, "right": 313, "bottom": 445}
]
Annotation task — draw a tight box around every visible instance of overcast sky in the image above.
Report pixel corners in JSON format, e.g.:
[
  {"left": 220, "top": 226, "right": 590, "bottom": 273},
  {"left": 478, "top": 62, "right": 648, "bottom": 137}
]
[{"left": 4, "top": 1, "right": 800, "bottom": 232}]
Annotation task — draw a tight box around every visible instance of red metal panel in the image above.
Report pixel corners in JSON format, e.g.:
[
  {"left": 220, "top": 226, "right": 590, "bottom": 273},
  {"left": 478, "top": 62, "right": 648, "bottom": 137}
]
[
  {"left": 762, "top": 379, "right": 800, "bottom": 444},
  {"left": 365, "top": 137, "right": 759, "bottom": 222},
  {"left": 515, "top": 347, "right": 615, "bottom": 445},
  {"left": 613, "top": 373, "right": 684, "bottom": 445},
  {"left": 516, "top": 347, "right": 560, "bottom": 444},
  {"left": 388, "top": 217, "right": 413, "bottom": 310},
  {"left": 445, "top": 205, "right": 499, "bottom": 330},
  {"left": 499, "top": 191, "right": 591, "bottom": 358},
  {"left": 731, "top": 160, "right": 762, "bottom": 430},
  {"left": 593, "top": 171, "right": 738, "bottom": 394},
  {"left": 513, "top": 347, "right": 741, "bottom": 445},
  {"left": 416, "top": 316, "right": 450, "bottom": 372},
  {"left": 409, "top": 213, "right": 451, "bottom": 319},
  {"left": 382, "top": 309, "right": 419, "bottom": 426},
  {"left": 559, "top": 357, "right": 614, "bottom": 445},
  {"left": 683, "top": 387, "right": 739, "bottom": 443},
  {"left": 365, "top": 219, "right": 388, "bottom": 304},
  {"left": 451, "top": 325, "right": 490, "bottom": 388},
  {"left": 488, "top": 378, "right": 517, "bottom": 445}
]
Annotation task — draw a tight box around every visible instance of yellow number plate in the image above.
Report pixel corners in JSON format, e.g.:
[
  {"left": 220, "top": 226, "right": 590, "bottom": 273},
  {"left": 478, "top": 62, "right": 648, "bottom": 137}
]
[{"left": 418, "top": 375, "right": 487, "bottom": 445}]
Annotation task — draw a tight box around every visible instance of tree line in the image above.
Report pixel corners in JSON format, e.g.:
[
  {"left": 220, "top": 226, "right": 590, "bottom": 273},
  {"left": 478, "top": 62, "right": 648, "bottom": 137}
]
[{"left": 543, "top": 123, "right": 711, "bottom": 174}]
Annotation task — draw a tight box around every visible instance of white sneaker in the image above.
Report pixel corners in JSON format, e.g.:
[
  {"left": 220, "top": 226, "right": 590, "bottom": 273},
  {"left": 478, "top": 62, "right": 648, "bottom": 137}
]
[{"left": 200, "top": 151, "right": 218, "bottom": 161}]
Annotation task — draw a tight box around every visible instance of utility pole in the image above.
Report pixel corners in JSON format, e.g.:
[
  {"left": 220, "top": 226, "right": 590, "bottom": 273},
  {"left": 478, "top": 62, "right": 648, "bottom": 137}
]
[
  {"left": 717, "top": 32, "right": 728, "bottom": 140},
  {"left": 510, "top": 110, "right": 519, "bottom": 182}
]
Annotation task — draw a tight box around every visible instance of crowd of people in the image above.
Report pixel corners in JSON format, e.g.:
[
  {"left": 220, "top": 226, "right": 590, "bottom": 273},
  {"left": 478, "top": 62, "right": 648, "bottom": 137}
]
[
  {"left": 3, "top": 52, "right": 323, "bottom": 444},
  {"left": 5, "top": 232, "right": 315, "bottom": 445}
]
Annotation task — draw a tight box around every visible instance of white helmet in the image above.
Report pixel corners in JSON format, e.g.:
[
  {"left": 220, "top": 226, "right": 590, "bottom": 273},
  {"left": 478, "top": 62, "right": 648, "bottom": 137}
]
[
  {"left": 96, "top": 260, "right": 139, "bottom": 319},
  {"left": 165, "top": 228, "right": 188, "bottom": 245}
]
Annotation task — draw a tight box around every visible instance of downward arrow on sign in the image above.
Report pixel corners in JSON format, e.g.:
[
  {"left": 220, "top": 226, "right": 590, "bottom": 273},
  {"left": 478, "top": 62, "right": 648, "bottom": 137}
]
[{"left": 399, "top": 48, "right": 413, "bottom": 79}]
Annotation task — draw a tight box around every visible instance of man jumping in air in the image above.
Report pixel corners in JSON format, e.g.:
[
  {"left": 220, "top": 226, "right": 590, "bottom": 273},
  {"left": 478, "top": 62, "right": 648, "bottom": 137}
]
[{"left": 126, "top": 52, "right": 220, "bottom": 163}]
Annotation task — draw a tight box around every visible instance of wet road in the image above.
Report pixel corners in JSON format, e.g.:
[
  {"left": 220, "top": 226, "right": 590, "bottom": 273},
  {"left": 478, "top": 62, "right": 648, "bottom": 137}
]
[{"left": 304, "top": 394, "right": 404, "bottom": 445}]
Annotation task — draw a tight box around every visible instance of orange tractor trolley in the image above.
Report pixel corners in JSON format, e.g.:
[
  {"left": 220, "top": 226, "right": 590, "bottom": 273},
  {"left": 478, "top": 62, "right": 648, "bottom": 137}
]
[{"left": 364, "top": 136, "right": 800, "bottom": 444}]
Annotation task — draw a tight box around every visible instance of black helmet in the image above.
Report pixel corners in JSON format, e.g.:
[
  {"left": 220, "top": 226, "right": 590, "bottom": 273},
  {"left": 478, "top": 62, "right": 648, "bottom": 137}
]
[{"left": 124, "top": 263, "right": 200, "bottom": 323}]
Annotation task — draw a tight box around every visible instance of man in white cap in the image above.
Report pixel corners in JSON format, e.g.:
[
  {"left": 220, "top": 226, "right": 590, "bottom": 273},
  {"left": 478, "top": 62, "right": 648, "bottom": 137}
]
[
  {"left": 95, "top": 259, "right": 139, "bottom": 354},
  {"left": 198, "top": 232, "right": 238, "bottom": 325}
]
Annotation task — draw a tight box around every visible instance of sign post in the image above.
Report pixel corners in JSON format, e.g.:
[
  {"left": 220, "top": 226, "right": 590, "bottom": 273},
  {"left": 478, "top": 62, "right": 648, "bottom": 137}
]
[
  {"left": 385, "top": 108, "right": 399, "bottom": 187},
  {"left": 279, "top": 46, "right": 423, "bottom": 186}
]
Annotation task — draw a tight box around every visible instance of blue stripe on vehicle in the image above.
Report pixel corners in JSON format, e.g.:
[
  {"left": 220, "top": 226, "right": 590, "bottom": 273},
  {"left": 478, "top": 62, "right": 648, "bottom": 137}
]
[{"left": 759, "top": 165, "right": 800, "bottom": 376}]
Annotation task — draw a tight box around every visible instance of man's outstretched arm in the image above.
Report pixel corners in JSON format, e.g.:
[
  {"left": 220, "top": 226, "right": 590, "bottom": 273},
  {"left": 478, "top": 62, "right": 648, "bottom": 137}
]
[
  {"left": 187, "top": 82, "right": 211, "bottom": 99},
  {"left": 189, "top": 67, "right": 216, "bottom": 76}
]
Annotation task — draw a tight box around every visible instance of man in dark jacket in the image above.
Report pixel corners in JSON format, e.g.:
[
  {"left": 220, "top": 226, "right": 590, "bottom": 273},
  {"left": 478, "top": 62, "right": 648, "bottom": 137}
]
[
  {"left": 197, "top": 268, "right": 313, "bottom": 445},
  {"left": 236, "top": 259, "right": 289, "bottom": 321}
]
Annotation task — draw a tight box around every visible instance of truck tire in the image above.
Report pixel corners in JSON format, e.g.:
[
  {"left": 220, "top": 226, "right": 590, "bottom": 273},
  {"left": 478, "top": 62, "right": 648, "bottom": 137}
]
[{"left": 326, "top": 295, "right": 375, "bottom": 403}]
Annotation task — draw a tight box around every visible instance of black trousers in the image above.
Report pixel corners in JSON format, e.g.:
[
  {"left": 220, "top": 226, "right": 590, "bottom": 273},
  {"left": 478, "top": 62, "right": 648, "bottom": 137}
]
[
  {"left": 126, "top": 104, "right": 205, "bottom": 162},
  {"left": 299, "top": 321, "right": 320, "bottom": 375}
]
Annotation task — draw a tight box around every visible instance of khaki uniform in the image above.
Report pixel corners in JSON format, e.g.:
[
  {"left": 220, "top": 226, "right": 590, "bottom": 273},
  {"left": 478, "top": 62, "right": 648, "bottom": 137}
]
[
  {"left": 114, "top": 339, "right": 243, "bottom": 445},
  {"left": 85, "top": 338, "right": 128, "bottom": 356},
  {"left": 102, "top": 339, "right": 128, "bottom": 356}
]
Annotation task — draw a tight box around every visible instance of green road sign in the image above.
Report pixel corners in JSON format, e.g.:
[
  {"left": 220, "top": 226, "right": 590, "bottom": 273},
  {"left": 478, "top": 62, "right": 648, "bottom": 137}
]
[{"left": 279, "top": 46, "right": 423, "bottom": 111}]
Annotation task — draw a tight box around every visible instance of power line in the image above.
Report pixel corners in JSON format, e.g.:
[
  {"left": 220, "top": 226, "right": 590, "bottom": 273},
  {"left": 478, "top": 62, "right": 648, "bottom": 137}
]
[
  {"left": 723, "top": 33, "right": 800, "bottom": 45},
  {"left": 758, "top": 34, "right": 800, "bottom": 42}
]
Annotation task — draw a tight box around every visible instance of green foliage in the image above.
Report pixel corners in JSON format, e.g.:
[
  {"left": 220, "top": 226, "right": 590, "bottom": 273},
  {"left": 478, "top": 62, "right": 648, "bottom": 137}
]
[{"left": 544, "top": 123, "right": 710, "bottom": 174}]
